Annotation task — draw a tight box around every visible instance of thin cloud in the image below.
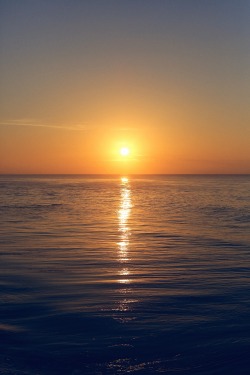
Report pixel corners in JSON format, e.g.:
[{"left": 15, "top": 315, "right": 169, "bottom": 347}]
[
  {"left": 112, "top": 127, "right": 139, "bottom": 131},
  {"left": 0, "top": 119, "right": 88, "bottom": 131}
]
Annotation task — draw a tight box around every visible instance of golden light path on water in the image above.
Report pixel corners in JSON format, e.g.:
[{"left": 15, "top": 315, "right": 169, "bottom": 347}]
[
  {"left": 116, "top": 177, "right": 137, "bottom": 317},
  {"left": 118, "top": 177, "right": 131, "bottom": 265}
]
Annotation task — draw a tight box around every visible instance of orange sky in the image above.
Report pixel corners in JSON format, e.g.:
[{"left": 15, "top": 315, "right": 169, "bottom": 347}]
[{"left": 0, "top": 1, "right": 249, "bottom": 174}]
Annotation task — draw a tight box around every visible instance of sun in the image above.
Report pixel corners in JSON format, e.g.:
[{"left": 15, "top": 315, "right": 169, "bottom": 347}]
[{"left": 120, "top": 147, "right": 130, "bottom": 156}]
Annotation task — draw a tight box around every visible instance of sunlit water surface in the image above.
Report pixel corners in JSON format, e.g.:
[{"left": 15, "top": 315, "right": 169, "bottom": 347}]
[{"left": 0, "top": 175, "right": 250, "bottom": 374}]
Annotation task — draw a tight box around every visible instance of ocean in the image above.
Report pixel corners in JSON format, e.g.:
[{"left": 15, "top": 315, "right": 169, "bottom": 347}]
[{"left": 0, "top": 174, "right": 250, "bottom": 374}]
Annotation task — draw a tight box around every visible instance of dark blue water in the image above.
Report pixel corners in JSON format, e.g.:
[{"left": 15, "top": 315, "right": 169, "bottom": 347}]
[{"left": 0, "top": 175, "right": 250, "bottom": 374}]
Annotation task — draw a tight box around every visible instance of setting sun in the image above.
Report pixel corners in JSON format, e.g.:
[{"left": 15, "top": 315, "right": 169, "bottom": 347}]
[
  {"left": 120, "top": 147, "right": 130, "bottom": 157},
  {"left": 1, "top": 2, "right": 250, "bottom": 374}
]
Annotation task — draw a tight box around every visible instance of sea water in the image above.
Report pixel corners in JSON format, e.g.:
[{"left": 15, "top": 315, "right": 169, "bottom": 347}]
[{"left": 0, "top": 175, "right": 250, "bottom": 374}]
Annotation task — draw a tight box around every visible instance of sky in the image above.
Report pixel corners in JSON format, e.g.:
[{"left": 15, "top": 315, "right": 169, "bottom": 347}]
[{"left": 0, "top": 0, "right": 250, "bottom": 174}]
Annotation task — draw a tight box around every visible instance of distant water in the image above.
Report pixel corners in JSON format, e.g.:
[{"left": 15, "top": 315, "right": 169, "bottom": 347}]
[{"left": 0, "top": 175, "right": 250, "bottom": 375}]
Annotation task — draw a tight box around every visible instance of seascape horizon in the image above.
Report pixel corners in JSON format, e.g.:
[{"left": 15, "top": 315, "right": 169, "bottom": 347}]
[{"left": 1, "top": 1, "right": 250, "bottom": 373}]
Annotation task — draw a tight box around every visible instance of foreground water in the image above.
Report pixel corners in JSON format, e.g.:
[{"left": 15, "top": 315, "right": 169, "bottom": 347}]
[{"left": 0, "top": 175, "right": 250, "bottom": 374}]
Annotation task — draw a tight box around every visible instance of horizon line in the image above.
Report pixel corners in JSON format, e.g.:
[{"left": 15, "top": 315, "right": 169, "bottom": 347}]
[{"left": 1, "top": 173, "right": 250, "bottom": 176}]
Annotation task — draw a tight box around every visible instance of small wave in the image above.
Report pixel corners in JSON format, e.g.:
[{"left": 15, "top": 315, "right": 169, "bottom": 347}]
[
  {"left": 203, "top": 238, "right": 244, "bottom": 248},
  {"left": 0, "top": 203, "right": 63, "bottom": 210},
  {"left": 0, "top": 323, "right": 25, "bottom": 333},
  {"left": 235, "top": 214, "right": 250, "bottom": 223}
]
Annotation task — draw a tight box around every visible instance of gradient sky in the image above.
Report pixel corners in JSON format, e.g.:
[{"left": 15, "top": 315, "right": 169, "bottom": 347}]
[{"left": 1, "top": 0, "right": 250, "bottom": 174}]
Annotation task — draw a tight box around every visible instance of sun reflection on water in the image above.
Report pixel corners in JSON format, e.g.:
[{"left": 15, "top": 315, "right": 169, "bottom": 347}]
[
  {"left": 118, "top": 177, "right": 132, "bottom": 265},
  {"left": 115, "top": 177, "right": 137, "bottom": 318}
]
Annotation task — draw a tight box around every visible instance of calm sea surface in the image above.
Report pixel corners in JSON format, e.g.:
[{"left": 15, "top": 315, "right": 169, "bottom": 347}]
[{"left": 0, "top": 175, "right": 250, "bottom": 374}]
